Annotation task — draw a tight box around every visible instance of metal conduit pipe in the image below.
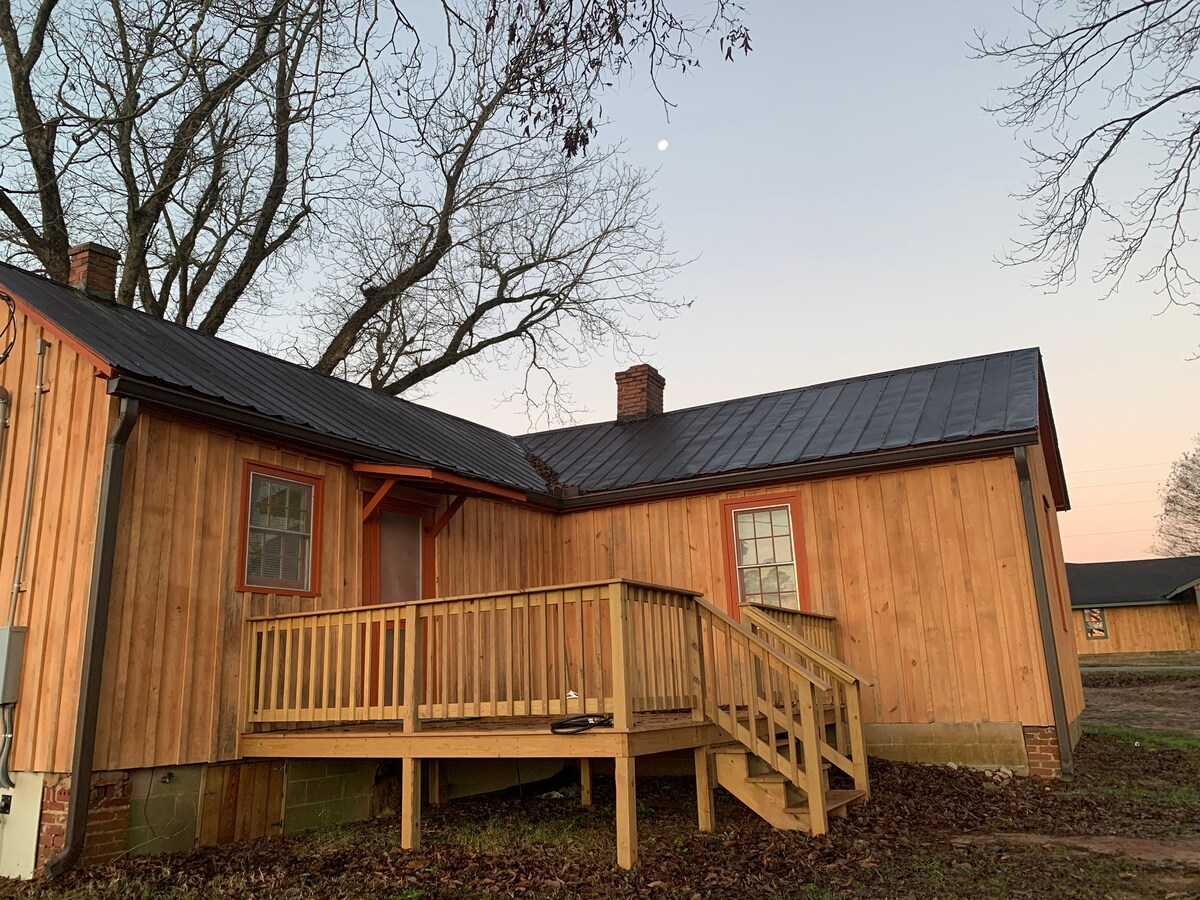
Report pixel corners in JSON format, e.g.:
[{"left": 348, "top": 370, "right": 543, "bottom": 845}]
[
  {"left": 8, "top": 340, "right": 48, "bottom": 628},
  {"left": 45, "top": 397, "right": 139, "bottom": 878}
]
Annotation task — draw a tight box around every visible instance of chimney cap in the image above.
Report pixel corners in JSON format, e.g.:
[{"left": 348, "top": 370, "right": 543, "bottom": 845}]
[{"left": 67, "top": 241, "right": 120, "bottom": 260}]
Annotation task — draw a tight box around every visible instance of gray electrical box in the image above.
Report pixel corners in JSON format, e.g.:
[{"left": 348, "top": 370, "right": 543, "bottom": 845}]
[{"left": 0, "top": 627, "right": 26, "bottom": 704}]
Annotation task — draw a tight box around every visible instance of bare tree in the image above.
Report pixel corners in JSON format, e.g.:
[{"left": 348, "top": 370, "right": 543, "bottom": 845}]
[
  {"left": 0, "top": 0, "right": 748, "bottom": 371},
  {"left": 304, "top": 4, "right": 685, "bottom": 399},
  {"left": 979, "top": 2, "right": 1200, "bottom": 310},
  {"left": 1155, "top": 434, "right": 1200, "bottom": 555}
]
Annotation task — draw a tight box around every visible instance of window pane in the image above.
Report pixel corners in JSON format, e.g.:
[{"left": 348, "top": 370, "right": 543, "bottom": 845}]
[
  {"left": 249, "top": 479, "right": 271, "bottom": 528},
  {"left": 738, "top": 539, "right": 757, "bottom": 566},
  {"left": 770, "top": 507, "right": 790, "bottom": 532},
  {"left": 778, "top": 565, "right": 796, "bottom": 591},
  {"left": 741, "top": 569, "right": 761, "bottom": 595},
  {"left": 761, "top": 567, "right": 778, "bottom": 593},
  {"left": 736, "top": 514, "right": 755, "bottom": 540},
  {"left": 756, "top": 537, "right": 775, "bottom": 564},
  {"left": 779, "top": 592, "right": 799, "bottom": 610},
  {"left": 774, "top": 536, "right": 793, "bottom": 564},
  {"left": 753, "top": 510, "right": 773, "bottom": 536}
]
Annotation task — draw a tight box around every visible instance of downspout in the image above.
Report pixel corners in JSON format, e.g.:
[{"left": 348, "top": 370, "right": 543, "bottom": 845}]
[
  {"left": 1013, "top": 446, "right": 1075, "bottom": 779},
  {"left": 44, "top": 397, "right": 139, "bottom": 878}
]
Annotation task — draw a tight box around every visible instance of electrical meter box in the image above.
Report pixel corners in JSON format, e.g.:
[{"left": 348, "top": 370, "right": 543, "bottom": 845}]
[{"left": 0, "top": 627, "right": 26, "bottom": 705}]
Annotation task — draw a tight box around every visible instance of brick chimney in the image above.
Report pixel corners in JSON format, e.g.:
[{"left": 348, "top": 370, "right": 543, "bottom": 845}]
[
  {"left": 68, "top": 243, "right": 120, "bottom": 301},
  {"left": 615, "top": 364, "right": 665, "bottom": 421}
]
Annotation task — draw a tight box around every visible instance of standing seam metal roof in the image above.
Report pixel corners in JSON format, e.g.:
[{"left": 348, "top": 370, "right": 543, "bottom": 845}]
[
  {"left": 0, "top": 261, "right": 1057, "bottom": 500},
  {"left": 519, "top": 348, "right": 1046, "bottom": 494},
  {"left": 0, "top": 262, "right": 548, "bottom": 493}
]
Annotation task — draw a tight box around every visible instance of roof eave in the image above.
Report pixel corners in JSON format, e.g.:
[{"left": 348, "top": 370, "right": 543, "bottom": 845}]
[
  {"left": 108, "top": 375, "right": 558, "bottom": 504},
  {"left": 556, "top": 429, "right": 1040, "bottom": 510}
]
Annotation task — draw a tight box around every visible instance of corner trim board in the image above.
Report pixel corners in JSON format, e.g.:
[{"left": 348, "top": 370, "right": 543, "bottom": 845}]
[{"left": 1013, "top": 446, "right": 1075, "bottom": 778}]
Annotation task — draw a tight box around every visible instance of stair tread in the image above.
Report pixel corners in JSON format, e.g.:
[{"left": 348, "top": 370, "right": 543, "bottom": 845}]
[
  {"left": 785, "top": 789, "right": 866, "bottom": 815},
  {"left": 744, "top": 772, "right": 789, "bottom": 784}
]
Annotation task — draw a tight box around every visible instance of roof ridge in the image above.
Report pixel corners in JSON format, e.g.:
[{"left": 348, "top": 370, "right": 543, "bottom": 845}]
[{"left": 521, "top": 347, "right": 1043, "bottom": 440}]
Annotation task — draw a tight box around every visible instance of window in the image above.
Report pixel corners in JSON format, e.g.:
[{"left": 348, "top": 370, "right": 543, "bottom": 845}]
[
  {"left": 721, "top": 494, "right": 808, "bottom": 612},
  {"left": 1082, "top": 608, "right": 1108, "bottom": 641},
  {"left": 239, "top": 463, "right": 322, "bottom": 594}
]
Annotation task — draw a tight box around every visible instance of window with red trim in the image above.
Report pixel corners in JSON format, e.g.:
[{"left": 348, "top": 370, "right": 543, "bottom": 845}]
[
  {"left": 721, "top": 493, "right": 810, "bottom": 613},
  {"left": 239, "top": 463, "right": 323, "bottom": 594}
]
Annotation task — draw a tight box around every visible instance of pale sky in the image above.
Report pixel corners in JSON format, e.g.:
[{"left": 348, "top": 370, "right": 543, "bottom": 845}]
[{"left": 415, "top": 3, "right": 1199, "bottom": 563}]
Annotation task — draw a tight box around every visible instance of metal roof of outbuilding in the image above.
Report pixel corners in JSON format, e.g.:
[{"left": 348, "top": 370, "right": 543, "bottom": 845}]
[
  {"left": 520, "top": 348, "right": 1047, "bottom": 494},
  {"left": 1066, "top": 556, "right": 1200, "bottom": 608}
]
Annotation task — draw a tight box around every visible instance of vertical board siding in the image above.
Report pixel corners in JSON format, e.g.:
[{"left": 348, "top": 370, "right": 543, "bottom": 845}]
[
  {"left": 0, "top": 322, "right": 111, "bottom": 774},
  {"left": 441, "top": 454, "right": 1056, "bottom": 727},
  {"left": 1074, "top": 599, "right": 1200, "bottom": 656},
  {"left": 93, "top": 413, "right": 443, "bottom": 771}
]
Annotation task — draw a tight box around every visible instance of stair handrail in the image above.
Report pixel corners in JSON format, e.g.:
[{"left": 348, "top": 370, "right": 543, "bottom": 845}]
[
  {"left": 741, "top": 605, "right": 872, "bottom": 687},
  {"left": 689, "top": 595, "right": 833, "bottom": 693}
]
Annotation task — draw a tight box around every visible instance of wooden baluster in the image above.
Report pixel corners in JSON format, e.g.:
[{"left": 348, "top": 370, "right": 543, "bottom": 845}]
[{"left": 683, "top": 600, "right": 705, "bottom": 723}]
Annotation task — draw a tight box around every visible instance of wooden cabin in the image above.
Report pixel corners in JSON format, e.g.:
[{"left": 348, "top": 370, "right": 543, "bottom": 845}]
[
  {"left": 1068, "top": 557, "right": 1200, "bottom": 659},
  {"left": 0, "top": 246, "right": 1082, "bottom": 878}
]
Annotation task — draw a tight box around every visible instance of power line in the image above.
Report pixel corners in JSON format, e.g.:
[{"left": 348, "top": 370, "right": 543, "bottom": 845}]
[
  {"left": 1070, "top": 480, "right": 1162, "bottom": 489},
  {"left": 1070, "top": 499, "right": 1159, "bottom": 509},
  {"left": 1062, "top": 528, "right": 1155, "bottom": 537},
  {"left": 1066, "top": 462, "right": 1169, "bottom": 475}
]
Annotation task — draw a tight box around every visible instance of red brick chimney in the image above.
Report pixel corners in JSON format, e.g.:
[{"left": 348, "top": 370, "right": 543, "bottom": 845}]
[
  {"left": 615, "top": 364, "right": 665, "bottom": 421},
  {"left": 68, "top": 243, "right": 119, "bottom": 301}
]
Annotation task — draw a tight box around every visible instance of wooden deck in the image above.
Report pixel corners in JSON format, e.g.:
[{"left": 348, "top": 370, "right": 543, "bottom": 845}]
[
  {"left": 241, "top": 712, "right": 725, "bottom": 759},
  {"left": 238, "top": 579, "right": 870, "bottom": 869}
]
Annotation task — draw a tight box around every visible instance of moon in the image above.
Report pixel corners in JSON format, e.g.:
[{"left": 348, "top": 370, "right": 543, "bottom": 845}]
[{"left": 657, "top": 139, "right": 669, "bottom": 152}]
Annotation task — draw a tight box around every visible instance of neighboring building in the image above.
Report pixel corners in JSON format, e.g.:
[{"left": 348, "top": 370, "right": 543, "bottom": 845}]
[
  {"left": 1067, "top": 556, "right": 1200, "bottom": 658},
  {"left": 0, "top": 247, "right": 1081, "bottom": 876}
]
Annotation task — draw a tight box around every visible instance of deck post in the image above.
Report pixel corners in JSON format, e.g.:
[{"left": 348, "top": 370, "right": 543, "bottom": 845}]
[
  {"left": 608, "top": 582, "right": 634, "bottom": 731},
  {"left": 403, "top": 604, "right": 423, "bottom": 733},
  {"left": 579, "top": 758, "right": 593, "bottom": 807},
  {"left": 693, "top": 746, "right": 714, "bottom": 832},
  {"left": 614, "top": 756, "right": 637, "bottom": 869},
  {"left": 845, "top": 685, "right": 869, "bottom": 798},
  {"left": 401, "top": 756, "right": 421, "bottom": 850}
]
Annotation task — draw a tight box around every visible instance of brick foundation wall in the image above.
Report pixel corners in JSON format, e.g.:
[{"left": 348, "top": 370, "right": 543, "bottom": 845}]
[
  {"left": 34, "top": 776, "right": 70, "bottom": 871},
  {"left": 82, "top": 772, "right": 132, "bottom": 866},
  {"left": 1022, "top": 725, "right": 1062, "bottom": 778},
  {"left": 31, "top": 771, "right": 133, "bottom": 873}
]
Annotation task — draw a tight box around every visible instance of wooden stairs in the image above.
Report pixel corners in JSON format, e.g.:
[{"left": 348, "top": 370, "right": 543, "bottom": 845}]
[
  {"left": 712, "top": 737, "right": 867, "bottom": 831},
  {"left": 697, "top": 604, "right": 874, "bottom": 836}
]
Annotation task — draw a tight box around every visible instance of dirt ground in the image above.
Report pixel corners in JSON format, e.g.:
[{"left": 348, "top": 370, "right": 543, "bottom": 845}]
[
  {"left": 1081, "top": 670, "right": 1200, "bottom": 734},
  {"left": 2, "top": 728, "right": 1198, "bottom": 899}
]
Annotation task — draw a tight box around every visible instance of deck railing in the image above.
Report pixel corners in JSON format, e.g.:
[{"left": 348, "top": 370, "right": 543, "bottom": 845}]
[{"left": 243, "top": 579, "right": 866, "bottom": 832}]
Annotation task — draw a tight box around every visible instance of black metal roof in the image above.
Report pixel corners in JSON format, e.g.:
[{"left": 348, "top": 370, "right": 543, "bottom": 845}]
[
  {"left": 520, "top": 348, "right": 1047, "bottom": 494},
  {"left": 1066, "top": 557, "right": 1200, "bottom": 608},
  {"left": 0, "top": 262, "right": 549, "bottom": 494},
  {"left": 0, "top": 261, "right": 1065, "bottom": 503}
]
